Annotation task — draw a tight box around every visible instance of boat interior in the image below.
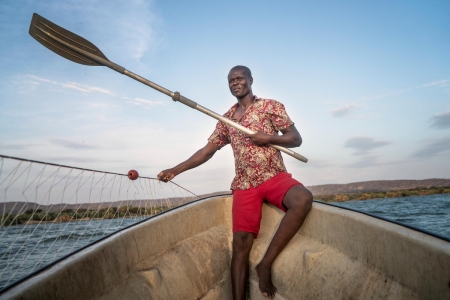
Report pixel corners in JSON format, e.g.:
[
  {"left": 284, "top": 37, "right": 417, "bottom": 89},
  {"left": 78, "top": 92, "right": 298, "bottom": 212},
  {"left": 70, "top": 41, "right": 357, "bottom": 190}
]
[{"left": 1, "top": 195, "right": 449, "bottom": 300}]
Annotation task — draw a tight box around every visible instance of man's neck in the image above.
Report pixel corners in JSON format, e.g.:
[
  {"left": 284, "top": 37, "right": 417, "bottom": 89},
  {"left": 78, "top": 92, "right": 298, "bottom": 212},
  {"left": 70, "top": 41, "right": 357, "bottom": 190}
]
[{"left": 236, "top": 93, "right": 255, "bottom": 110}]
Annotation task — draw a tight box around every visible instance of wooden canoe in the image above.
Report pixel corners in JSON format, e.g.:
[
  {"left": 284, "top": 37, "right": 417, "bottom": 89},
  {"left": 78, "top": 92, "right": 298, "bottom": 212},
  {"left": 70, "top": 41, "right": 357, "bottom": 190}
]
[{"left": 1, "top": 195, "right": 449, "bottom": 300}]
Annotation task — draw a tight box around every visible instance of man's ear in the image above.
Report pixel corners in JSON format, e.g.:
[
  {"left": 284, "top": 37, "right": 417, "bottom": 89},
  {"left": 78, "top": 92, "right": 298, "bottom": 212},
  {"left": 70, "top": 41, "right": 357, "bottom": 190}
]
[{"left": 249, "top": 77, "right": 253, "bottom": 85}]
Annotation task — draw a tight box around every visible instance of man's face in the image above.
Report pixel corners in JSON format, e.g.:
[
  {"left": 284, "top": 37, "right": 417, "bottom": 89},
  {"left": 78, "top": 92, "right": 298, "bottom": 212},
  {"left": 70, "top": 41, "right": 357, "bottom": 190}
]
[{"left": 228, "top": 69, "right": 253, "bottom": 98}]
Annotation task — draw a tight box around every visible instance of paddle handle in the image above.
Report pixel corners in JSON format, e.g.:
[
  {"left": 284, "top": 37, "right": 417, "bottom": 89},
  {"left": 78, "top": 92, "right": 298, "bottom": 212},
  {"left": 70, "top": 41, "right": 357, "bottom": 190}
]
[
  {"left": 30, "top": 14, "right": 307, "bottom": 163},
  {"left": 124, "top": 71, "right": 308, "bottom": 163}
]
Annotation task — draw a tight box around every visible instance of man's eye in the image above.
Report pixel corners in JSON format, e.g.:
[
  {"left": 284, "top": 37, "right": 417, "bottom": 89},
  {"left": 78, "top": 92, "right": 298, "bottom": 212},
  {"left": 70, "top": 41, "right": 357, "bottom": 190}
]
[{"left": 229, "top": 77, "right": 244, "bottom": 83}]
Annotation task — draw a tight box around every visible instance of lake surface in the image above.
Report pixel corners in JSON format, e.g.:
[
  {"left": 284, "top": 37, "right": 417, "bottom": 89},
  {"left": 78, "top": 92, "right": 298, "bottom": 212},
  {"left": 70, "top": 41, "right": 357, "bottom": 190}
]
[
  {"left": 331, "top": 193, "right": 450, "bottom": 239},
  {"left": 1, "top": 194, "right": 450, "bottom": 291},
  {"left": 0, "top": 217, "right": 146, "bottom": 291}
]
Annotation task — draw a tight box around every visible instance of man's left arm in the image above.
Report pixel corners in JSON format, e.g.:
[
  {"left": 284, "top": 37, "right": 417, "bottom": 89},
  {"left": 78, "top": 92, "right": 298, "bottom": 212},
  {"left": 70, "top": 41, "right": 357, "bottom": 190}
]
[{"left": 247, "top": 125, "right": 302, "bottom": 148}]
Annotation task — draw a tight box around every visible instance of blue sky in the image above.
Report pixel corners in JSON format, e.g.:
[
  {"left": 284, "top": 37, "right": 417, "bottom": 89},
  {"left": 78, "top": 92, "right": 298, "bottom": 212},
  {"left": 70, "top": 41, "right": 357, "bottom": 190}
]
[{"left": 0, "top": 0, "right": 449, "bottom": 194}]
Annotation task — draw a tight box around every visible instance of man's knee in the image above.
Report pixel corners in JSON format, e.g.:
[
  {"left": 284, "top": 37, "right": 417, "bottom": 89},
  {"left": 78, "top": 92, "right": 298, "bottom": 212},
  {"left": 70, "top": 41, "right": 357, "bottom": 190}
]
[
  {"left": 285, "top": 186, "right": 313, "bottom": 213},
  {"left": 232, "top": 231, "right": 254, "bottom": 255}
]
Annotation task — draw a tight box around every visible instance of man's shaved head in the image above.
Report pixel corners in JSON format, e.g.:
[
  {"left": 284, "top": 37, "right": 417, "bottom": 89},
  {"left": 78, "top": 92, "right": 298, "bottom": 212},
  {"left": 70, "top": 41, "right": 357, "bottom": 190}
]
[
  {"left": 229, "top": 65, "right": 252, "bottom": 78},
  {"left": 228, "top": 65, "right": 253, "bottom": 99}
]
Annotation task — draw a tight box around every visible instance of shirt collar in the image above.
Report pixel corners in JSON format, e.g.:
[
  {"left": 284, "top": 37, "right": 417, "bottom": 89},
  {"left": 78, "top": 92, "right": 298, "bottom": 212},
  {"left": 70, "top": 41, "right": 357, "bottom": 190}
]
[{"left": 226, "top": 95, "right": 261, "bottom": 118}]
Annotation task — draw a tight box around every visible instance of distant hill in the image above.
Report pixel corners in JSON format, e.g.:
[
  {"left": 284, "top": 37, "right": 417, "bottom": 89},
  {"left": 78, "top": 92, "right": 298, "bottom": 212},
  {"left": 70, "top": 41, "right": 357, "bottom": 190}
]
[
  {"left": 3, "top": 179, "right": 450, "bottom": 214},
  {"left": 307, "top": 178, "right": 450, "bottom": 196}
]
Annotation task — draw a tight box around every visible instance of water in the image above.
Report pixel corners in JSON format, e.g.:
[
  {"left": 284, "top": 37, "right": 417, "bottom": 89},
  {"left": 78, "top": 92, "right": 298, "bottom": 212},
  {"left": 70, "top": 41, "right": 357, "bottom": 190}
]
[
  {"left": 1, "top": 194, "right": 449, "bottom": 291},
  {"left": 0, "top": 217, "right": 147, "bottom": 291},
  {"left": 331, "top": 194, "right": 450, "bottom": 239}
]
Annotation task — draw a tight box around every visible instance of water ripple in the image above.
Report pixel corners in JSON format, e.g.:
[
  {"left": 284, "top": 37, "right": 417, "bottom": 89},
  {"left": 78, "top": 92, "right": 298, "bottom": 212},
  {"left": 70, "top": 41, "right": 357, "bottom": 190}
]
[{"left": 333, "top": 194, "right": 450, "bottom": 239}]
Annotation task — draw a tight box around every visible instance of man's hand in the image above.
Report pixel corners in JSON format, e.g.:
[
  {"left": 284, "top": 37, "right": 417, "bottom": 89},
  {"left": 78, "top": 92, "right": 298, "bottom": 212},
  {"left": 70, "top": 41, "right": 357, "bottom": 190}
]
[
  {"left": 247, "top": 125, "right": 302, "bottom": 148},
  {"left": 247, "top": 131, "right": 271, "bottom": 146},
  {"left": 156, "top": 142, "right": 220, "bottom": 183},
  {"left": 157, "top": 169, "right": 176, "bottom": 182}
]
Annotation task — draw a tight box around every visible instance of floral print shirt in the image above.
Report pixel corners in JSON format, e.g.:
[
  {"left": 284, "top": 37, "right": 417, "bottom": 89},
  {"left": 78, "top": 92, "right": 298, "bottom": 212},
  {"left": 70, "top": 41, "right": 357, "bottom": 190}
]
[{"left": 208, "top": 96, "right": 294, "bottom": 190}]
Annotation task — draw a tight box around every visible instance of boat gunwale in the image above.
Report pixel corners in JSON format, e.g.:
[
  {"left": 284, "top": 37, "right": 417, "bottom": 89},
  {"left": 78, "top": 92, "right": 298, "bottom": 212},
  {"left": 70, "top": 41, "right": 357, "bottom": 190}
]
[{"left": 0, "top": 193, "right": 232, "bottom": 294}]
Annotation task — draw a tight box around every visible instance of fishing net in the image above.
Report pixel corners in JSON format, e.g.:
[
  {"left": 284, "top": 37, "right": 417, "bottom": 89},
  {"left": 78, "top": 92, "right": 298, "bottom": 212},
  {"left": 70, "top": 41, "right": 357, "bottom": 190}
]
[{"left": 0, "top": 155, "right": 199, "bottom": 290}]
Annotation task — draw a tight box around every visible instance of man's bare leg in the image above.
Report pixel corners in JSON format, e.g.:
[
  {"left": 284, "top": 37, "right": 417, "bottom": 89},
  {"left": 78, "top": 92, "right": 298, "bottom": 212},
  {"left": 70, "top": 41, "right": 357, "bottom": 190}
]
[
  {"left": 231, "top": 231, "right": 254, "bottom": 300},
  {"left": 255, "top": 185, "right": 313, "bottom": 297}
]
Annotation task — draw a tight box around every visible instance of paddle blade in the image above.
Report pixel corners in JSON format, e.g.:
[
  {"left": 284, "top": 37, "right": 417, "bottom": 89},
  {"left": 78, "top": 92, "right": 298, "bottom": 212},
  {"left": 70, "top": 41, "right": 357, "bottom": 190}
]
[{"left": 29, "top": 13, "right": 108, "bottom": 66}]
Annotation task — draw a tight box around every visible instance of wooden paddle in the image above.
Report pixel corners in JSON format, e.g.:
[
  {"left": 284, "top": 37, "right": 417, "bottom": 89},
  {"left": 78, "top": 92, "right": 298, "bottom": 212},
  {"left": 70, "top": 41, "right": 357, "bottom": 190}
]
[{"left": 29, "top": 13, "right": 308, "bottom": 163}]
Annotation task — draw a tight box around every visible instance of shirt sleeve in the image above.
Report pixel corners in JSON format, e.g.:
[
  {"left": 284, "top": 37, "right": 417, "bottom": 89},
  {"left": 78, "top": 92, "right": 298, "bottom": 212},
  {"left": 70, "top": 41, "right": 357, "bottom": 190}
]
[
  {"left": 267, "top": 100, "right": 294, "bottom": 131},
  {"left": 208, "top": 120, "right": 230, "bottom": 148}
]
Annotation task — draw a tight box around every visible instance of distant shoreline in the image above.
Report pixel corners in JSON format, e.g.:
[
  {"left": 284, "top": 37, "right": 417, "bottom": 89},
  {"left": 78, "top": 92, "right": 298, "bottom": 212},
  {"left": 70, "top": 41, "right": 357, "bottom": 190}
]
[
  {"left": 1, "top": 205, "right": 170, "bottom": 227},
  {"left": 307, "top": 178, "right": 450, "bottom": 196},
  {"left": 314, "top": 186, "right": 450, "bottom": 203},
  {"left": 2, "top": 180, "right": 450, "bottom": 226}
]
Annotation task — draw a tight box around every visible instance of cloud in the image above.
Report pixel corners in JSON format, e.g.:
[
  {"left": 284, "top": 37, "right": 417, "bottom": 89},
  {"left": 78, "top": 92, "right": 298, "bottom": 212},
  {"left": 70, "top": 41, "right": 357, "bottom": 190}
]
[
  {"left": 329, "top": 104, "right": 361, "bottom": 118},
  {"left": 62, "top": 82, "right": 116, "bottom": 95},
  {"left": 302, "top": 159, "right": 335, "bottom": 168},
  {"left": 123, "top": 97, "right": 165, "bottom": 109},
  {"left": 27, "top": 75, "right": 58, "bottom": 85},
  {"left": 118, "top": 16, "right": 155, "bottom": 60},
  {"left": 353, "top": 79, "right": 449, "bottom": 102},
  {"left": 430, "top": 111, "right": 450, "bottom": 129},
  {"left": 412, "top": 137, "right": 450, "bottom": 158},
  {"left": 346, "top": 155, "right": 379, "bottom": 168},
  {"left": 344, "top": 136, "right": 392, "bottom": 155},
  {"left": 48, "top": 138, "right": 98, "bottom": 150},
  {"left": 0, "top": 142, "right": 44, "bottom": 150},
  {"left": 23, "top": 75, "right": 116, "bottom": 96},
  {"left": 89, "top": 103, "right": 110, "bottom": 108},
  {"left": 41, "top": 156, "right": 109, "bottom": 165},
  {"left": 416, "top": 80, "right": 449, "bottom": 88},
  {"left": 115, "top": 0, "right": 160, "bottom": 60},
  {"left": 57, "top": 0, "right": 160, "bottom": 61},
  {"left": 89, "top": 87, "right": 115, "bottom": 95},
  {"left": 60, "top": 83, "right": 91, "bottom": 93}
]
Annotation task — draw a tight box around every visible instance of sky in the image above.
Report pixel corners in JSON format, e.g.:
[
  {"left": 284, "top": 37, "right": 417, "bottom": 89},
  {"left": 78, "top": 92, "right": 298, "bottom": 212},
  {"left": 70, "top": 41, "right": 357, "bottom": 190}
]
[{"left": 0, "top": 0, "right": 449, "bottom": 195}]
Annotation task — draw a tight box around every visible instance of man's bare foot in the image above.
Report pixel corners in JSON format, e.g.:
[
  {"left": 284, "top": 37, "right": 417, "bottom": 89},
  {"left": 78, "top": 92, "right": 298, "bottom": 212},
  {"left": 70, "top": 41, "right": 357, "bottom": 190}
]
[{"left": 255, "top": 263, "right": 277, "bottom": 298}]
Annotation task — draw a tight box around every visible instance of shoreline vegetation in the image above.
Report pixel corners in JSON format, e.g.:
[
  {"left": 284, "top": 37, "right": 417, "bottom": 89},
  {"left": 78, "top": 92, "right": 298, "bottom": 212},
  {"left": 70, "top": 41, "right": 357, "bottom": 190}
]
[
  {"left": 2, "top": 186, "right": 450, "bottom": 227},
  {"left": 315, "top": 186, "right": 450, "bottom": 202},
  {"left": 1, "top": 205, "right": 170, "bottom": 227}
]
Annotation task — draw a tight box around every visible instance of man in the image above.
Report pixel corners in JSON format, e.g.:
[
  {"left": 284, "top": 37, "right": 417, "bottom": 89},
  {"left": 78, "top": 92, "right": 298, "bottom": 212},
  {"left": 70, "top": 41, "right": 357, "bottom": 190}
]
[{"left": 157, "top": 66, "right": 313, "bottom": 299}]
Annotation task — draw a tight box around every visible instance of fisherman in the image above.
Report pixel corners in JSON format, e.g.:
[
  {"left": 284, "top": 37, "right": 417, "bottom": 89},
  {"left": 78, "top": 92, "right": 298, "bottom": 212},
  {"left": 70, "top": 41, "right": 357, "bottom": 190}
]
[{"left": 157, "top": 65, "right": 313, "bottom": 299}]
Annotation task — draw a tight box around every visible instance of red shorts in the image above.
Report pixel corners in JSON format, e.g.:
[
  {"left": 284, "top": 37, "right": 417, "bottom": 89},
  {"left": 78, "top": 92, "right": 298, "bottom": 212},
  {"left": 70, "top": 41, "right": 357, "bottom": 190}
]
[{"left": 232, "top": 172, "right": 303, "bottom": 238}]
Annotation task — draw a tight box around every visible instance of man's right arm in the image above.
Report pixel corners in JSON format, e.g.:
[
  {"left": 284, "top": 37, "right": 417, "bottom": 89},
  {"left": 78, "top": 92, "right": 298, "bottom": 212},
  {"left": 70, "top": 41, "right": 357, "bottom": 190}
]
[{"left": 157, "top": 142, "right": 220, "bottom": 182}]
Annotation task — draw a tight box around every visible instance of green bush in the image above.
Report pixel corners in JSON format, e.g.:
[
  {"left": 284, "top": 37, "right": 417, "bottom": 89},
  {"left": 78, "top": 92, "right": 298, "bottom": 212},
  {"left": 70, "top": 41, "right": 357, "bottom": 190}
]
[
  {"left": 32, "top": 213, "right": 45, "bottom": 221},
  {"left": 1, "top": 214, "right": 17, "bottom": 226},
  {"left": 129, "top": 207, "right": 139, "bottom": 214},
  {"left": 17, "top": 214, "right": 31, "bottom": 224}
]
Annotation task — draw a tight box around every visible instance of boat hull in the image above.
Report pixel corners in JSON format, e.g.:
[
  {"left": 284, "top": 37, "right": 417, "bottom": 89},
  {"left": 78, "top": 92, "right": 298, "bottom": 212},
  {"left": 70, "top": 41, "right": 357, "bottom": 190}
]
[{"left": 1, "top": 196, "right": 449, "bottom": 299}]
